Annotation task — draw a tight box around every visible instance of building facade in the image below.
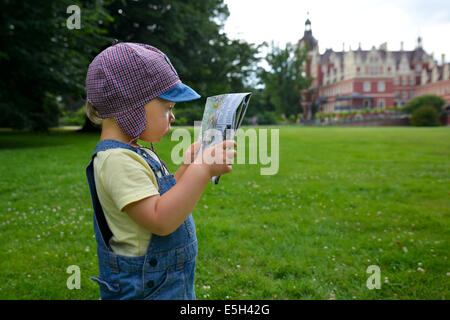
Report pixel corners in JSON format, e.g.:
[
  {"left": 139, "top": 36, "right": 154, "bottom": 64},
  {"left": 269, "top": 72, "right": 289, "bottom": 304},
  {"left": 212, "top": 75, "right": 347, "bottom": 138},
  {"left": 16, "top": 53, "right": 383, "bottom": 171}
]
[{"left": 299, "top": 19, "right": 450, "bottom": 118}]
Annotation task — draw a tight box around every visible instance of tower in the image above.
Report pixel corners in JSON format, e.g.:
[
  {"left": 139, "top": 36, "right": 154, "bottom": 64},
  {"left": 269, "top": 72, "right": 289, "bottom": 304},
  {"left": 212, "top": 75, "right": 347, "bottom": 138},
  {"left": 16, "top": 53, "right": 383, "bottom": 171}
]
[{"left": 299, "top": 15, "right": 317, "bottom": 51}]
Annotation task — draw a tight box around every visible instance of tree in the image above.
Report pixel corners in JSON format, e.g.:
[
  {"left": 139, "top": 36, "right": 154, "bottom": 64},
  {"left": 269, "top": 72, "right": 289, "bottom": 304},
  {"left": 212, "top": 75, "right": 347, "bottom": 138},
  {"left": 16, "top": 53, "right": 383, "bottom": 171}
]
[
  {"left": 405, "top": 94, "right": 445, "bottom": 116},
  {"left": 0, "top": 0, "right": 111, "bottom": 131},
  {"left": 91, "top": 0, "right": 261, "bottom": 127},
  {"left": 258, "top": 42, "right": 311, "bottom": 118},
  {"left": 1, "top": 0, "right": 261, "bottom": 131}
]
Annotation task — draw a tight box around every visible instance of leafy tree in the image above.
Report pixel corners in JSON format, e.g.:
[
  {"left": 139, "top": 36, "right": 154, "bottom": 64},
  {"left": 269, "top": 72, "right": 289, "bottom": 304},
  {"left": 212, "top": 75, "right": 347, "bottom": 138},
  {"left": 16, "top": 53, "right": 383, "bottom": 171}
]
[
  {"left": 0, "top": 0, "right": 111, "bottom": 131},
  {"left": 1, "top": 0, "right": 261, "bottom": 131},
  {"left": 95, "top": 0, "right": 261, "bottom": 127},
  {"left": 405, "top": 94, "right": 445, "bottom": 116},
  {"left": 258, "top": 41, "right": 311, "bottom": 118}
]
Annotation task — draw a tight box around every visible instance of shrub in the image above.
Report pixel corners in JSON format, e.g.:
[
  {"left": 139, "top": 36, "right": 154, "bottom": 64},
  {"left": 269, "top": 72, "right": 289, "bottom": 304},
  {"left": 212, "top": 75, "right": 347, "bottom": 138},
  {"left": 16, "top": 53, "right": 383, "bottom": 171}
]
[
  {"left": 405, "top": 94, "right": 445, "bottom": 115},
  {"left": 173, "top": 107, "right": 204, "bottom": 126},
  {"left": 256, "top": 111, "right": 277, "bottom": 125},
  {"left": 387, "top": 106, "right": 396, "bottom": 112},
  {"left": 63, "top": 106, "right": 86, "bottom": 126},
  {"left": 410, "top": 105, "right": 440, "bottom": 126}
]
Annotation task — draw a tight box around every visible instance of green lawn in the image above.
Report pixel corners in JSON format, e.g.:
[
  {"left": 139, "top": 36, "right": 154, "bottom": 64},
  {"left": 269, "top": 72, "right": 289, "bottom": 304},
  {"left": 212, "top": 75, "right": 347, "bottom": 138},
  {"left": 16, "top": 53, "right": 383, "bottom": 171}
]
[{"left": 0, "top": 126, "right": 449, "bottom": 299}]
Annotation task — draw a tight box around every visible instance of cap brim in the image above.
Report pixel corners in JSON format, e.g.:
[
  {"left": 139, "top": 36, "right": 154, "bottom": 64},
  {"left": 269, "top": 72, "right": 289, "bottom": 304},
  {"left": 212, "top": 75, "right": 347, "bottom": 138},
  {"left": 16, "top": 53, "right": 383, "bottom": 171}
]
[{"left": 157, "top": 83, "right": 201, "bottom": 102}]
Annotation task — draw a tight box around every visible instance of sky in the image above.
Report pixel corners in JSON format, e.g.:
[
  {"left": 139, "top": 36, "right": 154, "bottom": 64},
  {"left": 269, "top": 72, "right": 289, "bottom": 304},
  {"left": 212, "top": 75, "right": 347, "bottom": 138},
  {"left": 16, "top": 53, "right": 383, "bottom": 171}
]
[{"left": 223, "top": 0, "right": 450, "bottom": 64}]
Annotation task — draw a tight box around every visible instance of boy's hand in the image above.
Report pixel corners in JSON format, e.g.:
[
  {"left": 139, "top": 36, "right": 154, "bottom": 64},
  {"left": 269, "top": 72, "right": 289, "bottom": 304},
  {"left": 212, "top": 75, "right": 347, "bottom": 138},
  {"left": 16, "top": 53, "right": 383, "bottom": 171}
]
[
  {"left": 196, "top": 140, "right": 237, "bottom": 177},
  {"left": 183, "top": 141, "right": 202, "bottom": 165}
]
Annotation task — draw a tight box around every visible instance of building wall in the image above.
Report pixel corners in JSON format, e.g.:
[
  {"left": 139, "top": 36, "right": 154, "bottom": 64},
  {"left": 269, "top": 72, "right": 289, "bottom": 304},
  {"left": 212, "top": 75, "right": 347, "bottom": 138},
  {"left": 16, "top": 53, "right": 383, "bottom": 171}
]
[
  {"left": 302, "top": 38, "right": 449, "bottom": 113},
  {"left": 415, "top": 79, "right": 450, "bottom": 103}
]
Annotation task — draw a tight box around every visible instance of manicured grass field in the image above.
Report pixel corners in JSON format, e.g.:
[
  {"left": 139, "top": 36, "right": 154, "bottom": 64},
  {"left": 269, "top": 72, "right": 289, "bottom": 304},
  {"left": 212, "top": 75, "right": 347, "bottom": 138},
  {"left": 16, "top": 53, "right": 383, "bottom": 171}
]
[{"left": 0, "top": 126, "right": 449, "bottom": 299}]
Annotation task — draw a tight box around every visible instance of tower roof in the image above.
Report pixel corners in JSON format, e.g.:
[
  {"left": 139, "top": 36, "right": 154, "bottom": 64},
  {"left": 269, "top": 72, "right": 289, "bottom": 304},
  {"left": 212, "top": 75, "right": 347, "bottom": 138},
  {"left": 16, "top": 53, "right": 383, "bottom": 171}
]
[{"left": 300, "top": 18, "right": 317, "bottom": 50}]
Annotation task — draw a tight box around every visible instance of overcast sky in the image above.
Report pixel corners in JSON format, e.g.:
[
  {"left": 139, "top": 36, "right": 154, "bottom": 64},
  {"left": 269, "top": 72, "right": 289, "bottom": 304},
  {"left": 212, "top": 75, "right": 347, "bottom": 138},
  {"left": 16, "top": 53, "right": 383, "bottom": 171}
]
[{"left": 223, "top": 0, "right": 450, "bottom": 63}]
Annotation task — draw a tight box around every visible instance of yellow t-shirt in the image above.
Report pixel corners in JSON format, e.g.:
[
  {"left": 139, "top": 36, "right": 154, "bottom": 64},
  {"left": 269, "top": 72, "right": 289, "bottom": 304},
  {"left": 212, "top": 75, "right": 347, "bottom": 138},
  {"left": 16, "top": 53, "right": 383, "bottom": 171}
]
[{"left": 93, "top": 147, "right": 168, "bottom": 257}]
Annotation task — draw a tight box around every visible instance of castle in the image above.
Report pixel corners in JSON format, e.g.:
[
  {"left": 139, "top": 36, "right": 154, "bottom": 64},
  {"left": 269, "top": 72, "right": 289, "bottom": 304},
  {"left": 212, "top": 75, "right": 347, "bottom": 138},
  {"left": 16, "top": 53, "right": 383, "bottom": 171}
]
[{"left": 299, "top": 18, "right": 450, "bottom": 119}]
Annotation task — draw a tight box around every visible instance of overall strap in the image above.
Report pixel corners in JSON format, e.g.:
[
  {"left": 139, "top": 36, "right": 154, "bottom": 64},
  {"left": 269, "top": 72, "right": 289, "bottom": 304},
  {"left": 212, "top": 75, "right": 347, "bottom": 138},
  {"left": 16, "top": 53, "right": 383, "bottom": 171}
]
[
  {"left": 86, "top": 139, "right": 164, "bottom": 250},
  {"left": 93, "top": 139, "right": 163, "bottom": 173}
]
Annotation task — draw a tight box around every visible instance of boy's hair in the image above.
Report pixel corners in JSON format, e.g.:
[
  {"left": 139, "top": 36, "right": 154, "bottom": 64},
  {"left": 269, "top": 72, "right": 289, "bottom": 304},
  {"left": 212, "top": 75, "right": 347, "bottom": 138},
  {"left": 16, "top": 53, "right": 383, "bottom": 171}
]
[{"left": 86, "top": 101, "right": 102, "bottom": 125}]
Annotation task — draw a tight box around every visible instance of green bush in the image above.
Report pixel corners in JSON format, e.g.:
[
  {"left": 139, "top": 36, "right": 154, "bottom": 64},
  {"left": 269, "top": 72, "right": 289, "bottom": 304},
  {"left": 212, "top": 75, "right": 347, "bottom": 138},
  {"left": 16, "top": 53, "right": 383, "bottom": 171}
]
[
  {"left": 63, "top": 106, "right": 86, "bottom": 126},
  {"left": 405, "top": 94, "right": 445, "bottom": 116},
  {"left": 410, "top": 105, "right": 441, "bottom": 126},
  {"left": 387, "top": 106, "right": 395, "bottom": 112},
  {"left": 255, "top": 111, "right": 277, "bottom": 124},
  {"left": 173, "top": 107, "right": 204, "bottom": 126}
]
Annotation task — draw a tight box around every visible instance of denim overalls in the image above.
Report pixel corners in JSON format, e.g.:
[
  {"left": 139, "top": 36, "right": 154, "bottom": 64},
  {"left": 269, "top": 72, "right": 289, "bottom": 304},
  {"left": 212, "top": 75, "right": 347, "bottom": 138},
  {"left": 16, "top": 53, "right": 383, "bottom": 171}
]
[{"left": 85, "top": 139, "right": 197, "bottom": 300}]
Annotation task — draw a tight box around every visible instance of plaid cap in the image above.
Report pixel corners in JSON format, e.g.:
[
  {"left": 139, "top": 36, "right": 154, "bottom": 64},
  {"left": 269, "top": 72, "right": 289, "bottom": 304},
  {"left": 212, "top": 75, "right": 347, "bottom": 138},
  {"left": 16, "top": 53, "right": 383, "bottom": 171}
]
[{"left": 86, "top": 42, "right": 186, "bottom": 139}]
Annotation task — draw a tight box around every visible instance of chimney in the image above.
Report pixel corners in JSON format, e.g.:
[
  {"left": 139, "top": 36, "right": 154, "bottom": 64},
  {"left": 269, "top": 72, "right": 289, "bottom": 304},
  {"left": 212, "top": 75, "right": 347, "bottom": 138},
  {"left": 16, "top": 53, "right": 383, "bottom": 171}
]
[
  {"left": 400, "top": 41, "right": 404, "bottom": 51},
  {"left": 442, "top": 54, "right": 446, "bottom": 66}
]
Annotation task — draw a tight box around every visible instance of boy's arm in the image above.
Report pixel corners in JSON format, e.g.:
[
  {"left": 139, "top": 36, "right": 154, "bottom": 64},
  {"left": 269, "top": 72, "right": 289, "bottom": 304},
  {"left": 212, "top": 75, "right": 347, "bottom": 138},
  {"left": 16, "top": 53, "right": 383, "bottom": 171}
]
[
  {"left": 174, "top": 163, "right": 188, "bottom": 181},
  {"left": 124, "top": 140, "right": 236, "bottom": 236}
]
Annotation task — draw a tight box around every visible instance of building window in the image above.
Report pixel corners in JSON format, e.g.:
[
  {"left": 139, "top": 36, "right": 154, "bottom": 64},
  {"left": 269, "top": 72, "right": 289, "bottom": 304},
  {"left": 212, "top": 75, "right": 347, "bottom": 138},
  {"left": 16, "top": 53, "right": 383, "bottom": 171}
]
[
  {"left": 378, "top": 99, "right": 385, "bottom": 108},
  {"left": 378, "top": 81, "right": 385, "bottom": 92},
  {"left": 394, "top": 78, "right": 399, "bottom": 85},
  {"left": 416, "top": 64, "right": 422, "bottom": 72},
  {"left": 402, "top": 91, "right": 408, "bottom": 99},
  {"left": 371, "top": 66, "right": 377, "bottom": 75},
  {"left": 363, "top": 81, "right": 371, "bottom": 92},
  {"left": 410, "top": 78, "right": 415, "bottom": 85},
  {"left": 402, "top": 77, "right": 407, "bottom": 86},
  {"left": 363, "top": 99, "right": 370, "bottom": 108}
]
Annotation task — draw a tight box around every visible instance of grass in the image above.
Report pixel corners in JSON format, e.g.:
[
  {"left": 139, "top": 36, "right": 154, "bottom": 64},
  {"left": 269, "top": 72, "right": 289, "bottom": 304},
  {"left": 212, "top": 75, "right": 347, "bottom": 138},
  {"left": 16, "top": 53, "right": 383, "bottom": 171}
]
[{"left": 0, "top": 126, "right": 449, "bottom": 300}]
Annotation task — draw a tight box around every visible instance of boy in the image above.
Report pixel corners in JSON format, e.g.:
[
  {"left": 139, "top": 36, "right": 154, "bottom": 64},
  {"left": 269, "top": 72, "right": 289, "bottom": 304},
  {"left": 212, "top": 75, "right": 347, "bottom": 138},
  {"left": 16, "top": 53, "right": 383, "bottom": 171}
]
[{"left": 85, "top": 42, "right": 236, "bottom": 299}]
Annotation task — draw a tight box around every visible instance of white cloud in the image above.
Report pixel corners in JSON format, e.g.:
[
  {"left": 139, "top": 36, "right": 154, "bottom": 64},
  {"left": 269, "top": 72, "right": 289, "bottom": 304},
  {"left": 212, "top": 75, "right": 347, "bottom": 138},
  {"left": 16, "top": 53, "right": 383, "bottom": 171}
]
[{"left": 223, "top": 0, "right": 450, "bottom": 62}]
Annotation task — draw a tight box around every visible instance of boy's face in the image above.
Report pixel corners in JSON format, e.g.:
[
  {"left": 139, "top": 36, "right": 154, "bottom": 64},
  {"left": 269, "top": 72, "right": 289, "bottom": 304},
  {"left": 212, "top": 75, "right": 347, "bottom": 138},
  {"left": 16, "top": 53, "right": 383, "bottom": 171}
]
[{"left": 140, "top": 98, "right": 175, "bottom": 142}]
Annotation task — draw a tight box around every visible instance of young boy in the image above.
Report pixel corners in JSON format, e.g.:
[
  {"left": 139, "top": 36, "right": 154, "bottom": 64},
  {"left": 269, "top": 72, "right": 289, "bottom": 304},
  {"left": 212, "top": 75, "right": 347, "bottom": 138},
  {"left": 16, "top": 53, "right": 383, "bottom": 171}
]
[{"left": 85, "top": 42, "right": 236, "bottom": 300}]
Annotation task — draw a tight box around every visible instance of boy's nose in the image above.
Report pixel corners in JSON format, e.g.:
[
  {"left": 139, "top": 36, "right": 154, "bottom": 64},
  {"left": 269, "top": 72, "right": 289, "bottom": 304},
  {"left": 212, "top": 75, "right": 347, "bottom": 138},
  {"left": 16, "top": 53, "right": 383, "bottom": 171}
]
[{"left": 169, "top": 111, "right": 175, "bottom": 123}]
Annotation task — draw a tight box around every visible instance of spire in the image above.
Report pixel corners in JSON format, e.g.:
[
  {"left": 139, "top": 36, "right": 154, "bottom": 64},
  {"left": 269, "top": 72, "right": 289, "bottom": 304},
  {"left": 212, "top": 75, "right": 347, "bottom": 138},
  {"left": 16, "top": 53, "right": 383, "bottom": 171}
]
[
  {"left": 299, "top": 12, "right": 317, "bottom": 51},
  {"left": 305, "top": 12, "right": 311, "bottom": 32},
  {"left": 417, "top": 36, "right": 422, "bottom": 49}
]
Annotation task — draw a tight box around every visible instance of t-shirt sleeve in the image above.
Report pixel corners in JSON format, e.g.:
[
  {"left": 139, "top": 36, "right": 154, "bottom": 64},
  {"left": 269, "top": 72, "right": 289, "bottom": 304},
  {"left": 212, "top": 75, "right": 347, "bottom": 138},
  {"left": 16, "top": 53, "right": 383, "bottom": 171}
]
[{"left": 98, "top": 150, "right": 160, "bottom": 212}]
